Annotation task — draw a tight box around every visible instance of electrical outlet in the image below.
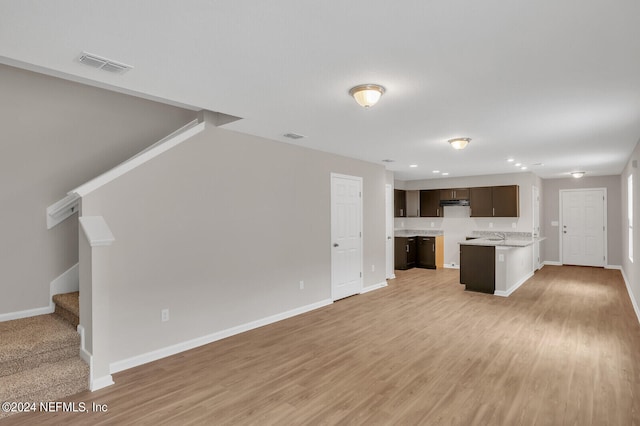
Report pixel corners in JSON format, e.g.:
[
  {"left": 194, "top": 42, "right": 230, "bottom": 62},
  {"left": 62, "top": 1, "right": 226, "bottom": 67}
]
[
  {"left": 512, "top": 222, "right": 517, "bottom": 228},
  {"left": 498, "top": 254, "right": 505, "bottom": 262},
  {"left": 372, "top": 264, "right": 375, "bottom": 272},
  {"left": 161, "top": 309, "right": 169, "bottom": 322},
  {"left": 299, "top": 280, "right": 304, "bottom": 290},
  {"left": 489, "top": 222, "right": 493, "bottom": 228},
  {"left": 430, "top": 222, "right": 435, "bottom": 227}
]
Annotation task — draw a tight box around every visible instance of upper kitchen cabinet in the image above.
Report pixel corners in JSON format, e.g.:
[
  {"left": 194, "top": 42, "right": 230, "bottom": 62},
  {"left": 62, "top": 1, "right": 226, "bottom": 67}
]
[
  {"left": 492, "top": 185, "right": 519, "bottom": 217},
  {"left": 419, "top": 190, "right": 441, "bottom": 217},
  {"left": 470, "top": 185, "right": 519, "bottom": 217},
  {"left": 406, "top": 190, "right": 420, "bottom": 217},
  {"left": 394, "top": 189, "right": 406, "bottom": 217},
  {"left": 470, "top": 187, "right": 493, "bottom": 217},
  {"left": 439, "top": 188, "right": 470, "bottom": 201}
]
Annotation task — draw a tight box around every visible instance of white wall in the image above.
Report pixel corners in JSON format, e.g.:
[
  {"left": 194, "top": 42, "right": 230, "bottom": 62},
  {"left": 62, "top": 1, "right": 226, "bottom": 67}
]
[
  {"left": 621, "top": 141, "right": 640, "bottom": 322},
  {"left": 81, "top": 125, "right": 388, "bottom": 366},
  {"left": 0, "top": 64, "right": 196, "bottom": 316},
  {"left": 394, "top": 172, "right": 540, "bottom": 266}
]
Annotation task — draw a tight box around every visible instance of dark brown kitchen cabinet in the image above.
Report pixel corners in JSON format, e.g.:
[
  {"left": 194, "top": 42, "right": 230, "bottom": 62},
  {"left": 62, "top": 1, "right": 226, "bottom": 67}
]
[
  {"left": 394, "top": 237, "right": 416, "bottom": 270},
  {"left": 439, "top": 188, "right": 470, "bottom": 200},
  {"left": 460, "top": 244, "right": 495, "bottom": 294},
  {"left": 469, "top": 185, "right": 519, "bottom": 217},
  {"left": 417, "top": 236, "right": 436, "bottom": 269},
  {"left": 394, "top": 189, "right": 406, "bottom": 217},
  {"left": 492, "top": 185, "right": 519, "bottom": 217},
  {"left": 406, "top": 190, "right": 420, "bottom": 217},
  {"left": 419, "top": 190, "right": 441, "bottom": 217},
  {"left": 469, "top": 187, "right": 493, "bottom": 217}
]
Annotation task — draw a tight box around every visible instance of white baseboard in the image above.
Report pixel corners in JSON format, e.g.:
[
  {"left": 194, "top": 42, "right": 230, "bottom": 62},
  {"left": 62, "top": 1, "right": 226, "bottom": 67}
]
[
  {"left": 361, "top": 281, "right": 388, "bottom": 294},
  {"left": 620, "top": 268, "right": 640, "bottom": 325},
  {"left": 386, "top": 274, "right": 396, "bottom": 280},
  {"left": 494, "top": 271, "right": 534, "bottom": 297},
  {"left": 605, "top": 264, "right": 622, "bottom": 270},
  {"left": 50, "top": 263, "right": 79, "bottom": 309},
  {"left": 91, "top": 375, "right": 114, "bottom": 392},
  {"left": 444, "top": 264, "right": 460, "bottom": 269},
  {"left": 543, "top": 261, "right": 562, "bottom": 266},
  {"left": 110, "top": 298, "right": 333, "bottom": 375},
  {"left": 0, "top": 305, "right": 54, "bottom": 322}
]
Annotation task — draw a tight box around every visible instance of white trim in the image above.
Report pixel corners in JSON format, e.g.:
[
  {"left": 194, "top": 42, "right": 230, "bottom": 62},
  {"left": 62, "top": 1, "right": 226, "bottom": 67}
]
[
  {"left": 50, "top": 263, "right": 79, "bottom": 309},
  {"left": 91, "top": 375, "right": 114, "bottom": 392},
  {"left": 77, "top": 325, "right": 91, "bottom": 364},
  {"left": 110, "top": 298, "right": 333, "bottom": 374},
  {"left": 605, "top": 265, "right": 622, "bottom": 270},
  {"left": 543, "top": 261, "right": 562, "bottom": 266},
  {"left": 444, "top": 264, "right": 460, "bottom": 269},
  {"left": 79, "top": 216, "right": 115, "bottom": 247},
  {"left": 0, "top": 305, "right": 53, "bottom": 322},
  {"left": 494, "top": 271, "right": 534, "bottom": 297},
  {"left": 388, "top": 273, "right": 397, "bottom": 279},
  {"left": 361, "top": 281, "right": 388, "bottom": 294},
  {"left": 72, "top": 120, "right": 204, "bottom": 197},
  {"left": 620, "top": 268, "right": 640, "bottom": 325}
]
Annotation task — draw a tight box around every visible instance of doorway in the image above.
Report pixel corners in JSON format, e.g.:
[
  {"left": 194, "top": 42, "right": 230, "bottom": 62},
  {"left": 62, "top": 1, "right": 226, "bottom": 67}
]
[
  {"left": 560, "top": 188, "right": 606, "bottom": 267},
  {"left": 331, "top": 173, "right": 363, "bottom": 300}
]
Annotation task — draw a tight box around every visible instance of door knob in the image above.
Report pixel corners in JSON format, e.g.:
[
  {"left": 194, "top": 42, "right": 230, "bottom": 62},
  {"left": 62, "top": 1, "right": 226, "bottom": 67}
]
[
  {"left": 387, "top": 236, "right": 392, "bottom": 240},
  {"left": 333, "top": 243, "right": 339, "bottom": 247}
]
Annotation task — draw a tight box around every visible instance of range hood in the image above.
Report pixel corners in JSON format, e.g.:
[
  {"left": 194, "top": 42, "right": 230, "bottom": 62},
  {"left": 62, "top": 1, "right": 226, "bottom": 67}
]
[{"left": 440, "top": 199, "right": 470, "bottom": 206}]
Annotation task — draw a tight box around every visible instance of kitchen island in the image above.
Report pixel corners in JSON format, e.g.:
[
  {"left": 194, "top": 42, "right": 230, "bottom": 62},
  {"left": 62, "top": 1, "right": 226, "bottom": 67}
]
[{"left": 459, "top": 232, "right": 544, "bottom": 296}]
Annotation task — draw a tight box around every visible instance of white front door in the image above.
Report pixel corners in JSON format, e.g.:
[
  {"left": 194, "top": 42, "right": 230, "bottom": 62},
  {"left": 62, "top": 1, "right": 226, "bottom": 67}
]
[
  {"left": 385, "top": 184, "right": 395, "bottom": 279},
  {"left": 331, "top": 173, "right": 363, "bottom": 300},
  {"left": 561, "top": 189, "right": 606, "bottom": 267}
]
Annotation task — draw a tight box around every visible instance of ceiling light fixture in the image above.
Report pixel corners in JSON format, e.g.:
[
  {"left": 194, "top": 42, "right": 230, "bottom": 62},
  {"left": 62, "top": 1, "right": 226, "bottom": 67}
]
[
  {"left": 433, "top": 170, "right": 440, "bottom": 174},
  {"left": 507, "top": 158, "right": 515, "bottom": 162},
  {"left": 571, "top": 171, "right": 586, "bottom": 178},
  {"left": 410, "top": 164, "right": 418, "bottom": 168},
  {"left": 442, "top": 172, "right": 450, "bottom": 176},
  {"left": 448, "top": 138, "right": 471, "bottom": 150},
  {"left": 515, "top": 163, "right": 522, "bottom": 167},
  {"left": 349, "top": 84, "right": 385, "bottom": 108}
]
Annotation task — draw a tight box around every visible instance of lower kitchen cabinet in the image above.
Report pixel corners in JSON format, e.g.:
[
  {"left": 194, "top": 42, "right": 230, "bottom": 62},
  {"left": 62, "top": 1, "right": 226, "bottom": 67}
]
[
  {"left": 394, "top": 237, "right": 416, "bottom": 270},
  {"left": 460, "top": 244, "right": 495, "bottom": 294},
  {"left": 396, "top": 235, "right": 444, "bottom": 270}
]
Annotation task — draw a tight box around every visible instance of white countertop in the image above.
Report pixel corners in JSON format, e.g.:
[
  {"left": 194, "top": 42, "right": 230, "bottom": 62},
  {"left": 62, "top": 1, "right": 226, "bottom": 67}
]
[
  {"left": 394, "top": 229, "right": 444, "bottom": 237},
  {"left": 459, "top": 236, "right": 546, "bottom": 248}
]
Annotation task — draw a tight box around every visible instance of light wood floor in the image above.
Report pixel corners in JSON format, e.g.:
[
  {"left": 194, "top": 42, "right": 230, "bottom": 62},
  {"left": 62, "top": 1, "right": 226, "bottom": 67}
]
[{"left": 6, "top": 266, "right": 640, "bottom": 425}]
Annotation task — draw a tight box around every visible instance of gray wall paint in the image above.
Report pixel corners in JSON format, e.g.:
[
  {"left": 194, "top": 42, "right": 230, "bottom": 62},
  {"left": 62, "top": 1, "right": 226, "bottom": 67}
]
[
  {"left": 541, "top": 175, "right": 621, "bottom": 265},
  {"left": 81, "top": 125, "right": 387, "bottom": 364},
  {"left": 621, "top": 141, "right": 640, "bottom": 318},
  {"left": 0, "top": 64, "right": 196, "bottom": 315}
]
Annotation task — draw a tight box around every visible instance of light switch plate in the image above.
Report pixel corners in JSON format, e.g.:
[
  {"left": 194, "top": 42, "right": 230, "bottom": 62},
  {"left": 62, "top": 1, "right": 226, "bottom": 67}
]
[{"left": 551, "top": 221, "right": 559, "bottom": 227}]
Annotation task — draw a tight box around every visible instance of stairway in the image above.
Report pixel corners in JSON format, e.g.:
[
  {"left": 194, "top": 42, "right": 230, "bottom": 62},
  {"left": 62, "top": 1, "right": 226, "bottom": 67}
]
[{"left": 0, "top": 293, "right": 88, "bottom": 419}]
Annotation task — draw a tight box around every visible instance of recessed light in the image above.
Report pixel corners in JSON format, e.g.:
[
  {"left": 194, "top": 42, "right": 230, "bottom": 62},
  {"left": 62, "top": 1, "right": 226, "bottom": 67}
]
[
  {"left": 515, "top": 163, "right": 522, "bottom": 167},
  {"left": 442, "top": 172, "right": 449, "bottom": 176},
  {"left": 521, "top": 166, "right": 527, "bottom": 170},
  {"left": 433, "top": 170, "right": 440, "bottom": 174},
  {"left": 410, "top": 164, "right": 418, "bottom": 168},
  {"left": 507, "top": 158, "right": 515, "bottom": 162}
]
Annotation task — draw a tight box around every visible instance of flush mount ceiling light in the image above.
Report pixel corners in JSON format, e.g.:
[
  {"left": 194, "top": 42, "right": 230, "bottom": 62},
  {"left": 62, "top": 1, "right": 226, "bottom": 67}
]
[
  {"left": 448, "top": 138, "right": 471, "bottom": 150},
  {"left": 571, "top": 171, "right": 586, "bottom": 178},
  {"left": 349, "top": 84, "right": 385, "bottom": 108}
]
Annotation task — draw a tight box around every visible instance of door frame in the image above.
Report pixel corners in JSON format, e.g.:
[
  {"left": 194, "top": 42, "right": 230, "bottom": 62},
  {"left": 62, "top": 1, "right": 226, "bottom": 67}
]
[
  {"left": 532, "top": 185, "right": 541, "bottom": 270},
  {"left": 385, "top": 184, "right": 395, "bottom": 279},
  {"left": 330, "top": 173, "right": 363, "bottom": 301},
  {"left": 559, "top": 187, "right": 608, "bottom": 266}
]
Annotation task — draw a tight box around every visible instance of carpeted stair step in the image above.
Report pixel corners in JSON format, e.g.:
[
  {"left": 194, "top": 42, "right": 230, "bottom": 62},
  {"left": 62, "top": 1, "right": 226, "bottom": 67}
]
[
  {"left": 0, "top": 314, "right": 80, "bottom": 378},
  {"left": 52, "top": 291, "right": 79, "bottom": 328},
  {"left": 0, "top": 357, "right": 89, "bottom": 419}
]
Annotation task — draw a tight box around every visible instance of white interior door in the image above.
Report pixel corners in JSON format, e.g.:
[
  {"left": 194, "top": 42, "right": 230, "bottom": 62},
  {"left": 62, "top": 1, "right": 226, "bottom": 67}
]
[
  {"left": 561, "top": 189, "right": 606, "bottom": 267},
  {"left": 385, "top": 184, "right": 395, "bottom": 279},
  {"left": 331, "top": 174, "right": 363, "bottom": 300}
]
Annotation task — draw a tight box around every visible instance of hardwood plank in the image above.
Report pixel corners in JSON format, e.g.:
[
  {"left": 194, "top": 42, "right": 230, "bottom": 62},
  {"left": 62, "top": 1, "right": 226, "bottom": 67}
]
[{"left": 5, "top": 266, "right": 640, "bottom": 425}]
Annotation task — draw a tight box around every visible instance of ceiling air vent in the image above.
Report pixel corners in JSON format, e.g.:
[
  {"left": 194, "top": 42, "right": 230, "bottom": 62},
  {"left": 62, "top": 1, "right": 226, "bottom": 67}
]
[
  {"left": 78, "top": 52, "right": 133, "bottom": 74},
  {"left": 283, "top": 133, "right": 305, "bottom": 140}
]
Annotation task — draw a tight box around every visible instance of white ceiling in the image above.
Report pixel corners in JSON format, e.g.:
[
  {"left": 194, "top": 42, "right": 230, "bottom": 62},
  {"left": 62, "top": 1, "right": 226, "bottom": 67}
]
[{"left": 2, "top": 0, "right": 640, "bottom": 180}]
